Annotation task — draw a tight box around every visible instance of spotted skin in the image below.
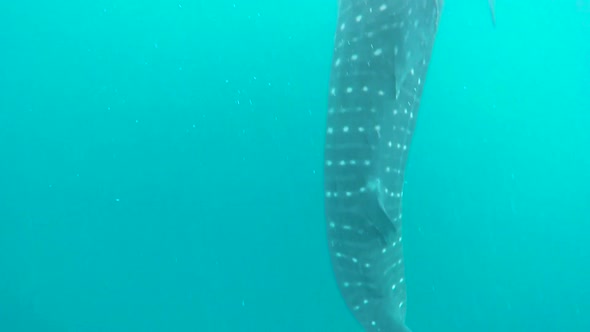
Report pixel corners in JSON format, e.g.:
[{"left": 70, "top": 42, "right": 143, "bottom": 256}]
[{"left": 324, "top": 1, "right": 442, "bottom": 331}]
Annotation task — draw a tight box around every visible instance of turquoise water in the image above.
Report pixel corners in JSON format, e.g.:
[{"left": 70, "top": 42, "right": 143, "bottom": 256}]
[{"left": 0, "top": 1, "right": 588, "bottom": 331}]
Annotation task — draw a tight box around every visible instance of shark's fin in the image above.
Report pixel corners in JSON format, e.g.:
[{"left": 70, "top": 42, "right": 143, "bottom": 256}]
[
  {"left": 489, "top": 0, "right": 496, "bottom": 27},
  {"left": 363, "top": 178, "right": 398, "bottom": 246}
]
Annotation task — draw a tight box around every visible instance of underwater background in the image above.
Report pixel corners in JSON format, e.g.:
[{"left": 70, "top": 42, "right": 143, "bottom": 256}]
[{"left": 0, "top": 0, "right": 589, "bottom": 331}]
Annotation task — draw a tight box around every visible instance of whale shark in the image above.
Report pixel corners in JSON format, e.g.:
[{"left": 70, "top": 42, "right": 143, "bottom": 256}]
[
  {"left": 323, "top": 1, "right": 493, "bottom": 331},
  {"left": 323, "top": 2, "right": 440, "bottom": 331}
]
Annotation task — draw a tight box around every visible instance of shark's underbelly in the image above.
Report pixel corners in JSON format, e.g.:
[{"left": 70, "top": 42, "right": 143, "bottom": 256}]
[{"left": 324, "top": 1, "right": 440, "bottom": 331}]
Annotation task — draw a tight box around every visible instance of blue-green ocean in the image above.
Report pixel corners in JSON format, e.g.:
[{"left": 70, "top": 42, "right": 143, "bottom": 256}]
[{"left": 0, "top": 1, "right": 588, "bottom": 331}]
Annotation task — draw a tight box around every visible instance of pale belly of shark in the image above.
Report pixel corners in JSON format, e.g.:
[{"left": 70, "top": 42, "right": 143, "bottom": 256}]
[{"left": 324, "top": 1, "right": 441, "bottom": 331}]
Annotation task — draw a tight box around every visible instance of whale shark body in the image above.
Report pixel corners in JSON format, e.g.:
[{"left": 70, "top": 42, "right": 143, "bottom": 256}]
[
  {"left": 323, "top": 1, "right": 442, "bottom": 331},
  {"left": 324, "top": 1, "right": 496, "bottom": 331}
]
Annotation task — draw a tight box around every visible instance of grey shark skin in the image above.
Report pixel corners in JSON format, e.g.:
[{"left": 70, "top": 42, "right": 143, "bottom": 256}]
[{"left": 324, "top": 1, "right": 442, "bottom": 331}]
